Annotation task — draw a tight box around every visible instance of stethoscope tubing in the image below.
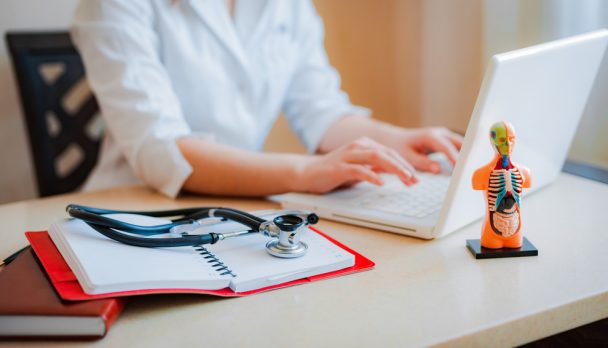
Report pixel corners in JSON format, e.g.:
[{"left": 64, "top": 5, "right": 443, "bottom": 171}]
[
  {"left": 66, "top": 204, "right": 265, "bottom": 236},
  {"left": 66, "top": 204, "right": 317, "bottom": 250},
  {"left": 87, "top": 223, "right": 221, "bottom": 248}
]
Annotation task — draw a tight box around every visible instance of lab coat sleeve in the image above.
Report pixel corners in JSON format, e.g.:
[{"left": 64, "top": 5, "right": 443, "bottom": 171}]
[
  {"left": 71, "top": 0, "right": 195, "bottom": 198},
  {"left": 281, "top": 0, "right": 371, "bottom": 153}
]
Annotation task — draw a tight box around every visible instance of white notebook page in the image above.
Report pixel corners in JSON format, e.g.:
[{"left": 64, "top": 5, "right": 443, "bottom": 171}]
[
  {"left": 207, "top": 229, "right": 354, "bottom": 292},
  {"left": 49, "top": 213, "right": 355, "bottom": 294},
  {"left": 49, "top": 217, "right": 231, "bottom": 294}
]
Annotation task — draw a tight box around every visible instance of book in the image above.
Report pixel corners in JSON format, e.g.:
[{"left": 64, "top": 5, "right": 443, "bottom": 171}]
[
  {"left": 0, "top": 248, "right": 125, "bottom": 338},
  {"left": 38, "top": 213, "right": 370, "bottom": 297}
]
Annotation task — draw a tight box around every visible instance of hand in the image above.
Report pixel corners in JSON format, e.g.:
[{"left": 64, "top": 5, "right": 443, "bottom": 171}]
[
  {"left": 385, "top": 127, "right": 464, "bottom": 174},
  {"left": 296, "top": 137, "right": 418, "bottom": 194}
]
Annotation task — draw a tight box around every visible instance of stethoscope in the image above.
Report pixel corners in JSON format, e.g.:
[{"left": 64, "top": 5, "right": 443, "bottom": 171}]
[{"left": 66, "top": 204, "right": 319, "bottom": 258}]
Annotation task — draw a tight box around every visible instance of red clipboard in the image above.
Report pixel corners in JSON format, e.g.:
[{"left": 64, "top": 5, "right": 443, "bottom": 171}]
[{"left": 26, "top": 227, "right": 375, "bottom": 301}]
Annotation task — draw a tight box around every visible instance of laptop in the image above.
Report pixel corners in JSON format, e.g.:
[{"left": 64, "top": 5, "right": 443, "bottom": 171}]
[{"left": 274, "top": 30, "right": 608, "bottom": 239}]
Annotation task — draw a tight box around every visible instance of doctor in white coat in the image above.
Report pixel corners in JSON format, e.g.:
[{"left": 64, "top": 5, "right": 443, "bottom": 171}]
[{"left": 72, "top": 0, "right": 463, "bottom": 198}]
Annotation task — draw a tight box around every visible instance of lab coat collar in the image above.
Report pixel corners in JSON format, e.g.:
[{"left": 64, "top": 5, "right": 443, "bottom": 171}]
[
  {"left": 245, "top": 0, "right": 275, "bottom": 48},
  {"left": 188, "top": 0, "right": 275, "bottom": 72},
  {"left": 188, "top": 0, "right": 247, "bottom": 67}
]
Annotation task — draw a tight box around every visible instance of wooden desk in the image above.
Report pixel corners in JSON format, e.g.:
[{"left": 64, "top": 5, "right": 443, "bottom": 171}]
[{"left": 1, "top": 173, "right": 607, "bottom": 347}]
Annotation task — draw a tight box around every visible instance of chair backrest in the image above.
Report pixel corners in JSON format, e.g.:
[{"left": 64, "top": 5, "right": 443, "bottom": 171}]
[{"left": 6, "top": 31, "right": 102, "bottom": 197}]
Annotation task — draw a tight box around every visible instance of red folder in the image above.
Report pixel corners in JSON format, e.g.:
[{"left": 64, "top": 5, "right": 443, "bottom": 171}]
[{"left": 26, "top": 227, "right": 374, "bottom": 301}]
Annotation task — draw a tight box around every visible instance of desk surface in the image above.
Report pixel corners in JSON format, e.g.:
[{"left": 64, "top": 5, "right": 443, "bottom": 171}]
[{"left": 1, "top": 173, "right": 607, "bottom": 347}]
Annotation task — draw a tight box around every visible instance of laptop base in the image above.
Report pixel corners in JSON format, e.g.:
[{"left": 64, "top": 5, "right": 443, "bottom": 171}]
[{"left": 466, "top": 237, "right": 538, "bottom": 259}]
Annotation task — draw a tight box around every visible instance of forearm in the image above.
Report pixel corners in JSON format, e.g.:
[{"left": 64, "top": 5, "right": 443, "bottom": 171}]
[
  {"left": 317, "top": 115, "right": 401, "bottom": 153},
  {"left": 177, "top": 137, "right": 309, "bottom": 196}
]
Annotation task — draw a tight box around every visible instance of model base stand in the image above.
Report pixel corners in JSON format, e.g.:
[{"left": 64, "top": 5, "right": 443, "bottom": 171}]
[{"left": 466, "top": 237, "right": 538, "bottom": 259}]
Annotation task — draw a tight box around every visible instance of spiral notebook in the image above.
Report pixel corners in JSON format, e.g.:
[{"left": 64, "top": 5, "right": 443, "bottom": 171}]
[{"left": 45, "top": 214, "right": 358, "bottom": 295}]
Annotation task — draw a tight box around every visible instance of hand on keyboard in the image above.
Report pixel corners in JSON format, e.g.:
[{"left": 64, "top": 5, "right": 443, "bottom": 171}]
[
  {"left": 297, "top": 137, "right": 418, "bottom": 194},
  {"left": 381, "top": 127, "right": 463, "bottom": 174}
]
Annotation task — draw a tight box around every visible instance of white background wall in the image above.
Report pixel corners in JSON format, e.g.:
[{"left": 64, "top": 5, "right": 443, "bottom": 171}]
[{"left": 0, "top": 0, "right": 79, "bottom": 203}]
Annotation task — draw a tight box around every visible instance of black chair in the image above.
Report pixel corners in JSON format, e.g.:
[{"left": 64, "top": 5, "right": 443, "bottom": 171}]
[{"left": 6, "top": 31, "right": 102, "bottom": 197}]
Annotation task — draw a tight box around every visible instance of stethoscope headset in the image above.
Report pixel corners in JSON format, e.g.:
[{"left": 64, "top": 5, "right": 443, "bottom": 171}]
[{"left": 66, "top": 204, "right": 319, "bottom": 258}]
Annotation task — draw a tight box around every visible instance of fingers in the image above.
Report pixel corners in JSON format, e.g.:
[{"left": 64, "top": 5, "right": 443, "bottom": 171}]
[
  {"left": 400, "top": 127, "right": 463, "bottom": 173},
  {"left": 431, "top": 135, "right": 459, "bottom": 165},
  {"left": 443, "top": 130, "right": 464, "bottom": 150},
  {"left": 405, "top": 152, "right": 442, "bottom": 174},
  {"left": 385, "top": 148, "right": 418, "bottom": 181},
  {"left": 342, "top": 138, "right": 418, "bottom": 185},
  {"left": 344, "top": 149, "right": 417, "bottom": 185},
  {"left": 353, "top": 138, "right": 417, "bottom": 177},
  {"left": 421, "top": 128, "right": 460, "bottom": 166},
  {"left": 339, "top": 164, "right": 384, "bottom": 186}
]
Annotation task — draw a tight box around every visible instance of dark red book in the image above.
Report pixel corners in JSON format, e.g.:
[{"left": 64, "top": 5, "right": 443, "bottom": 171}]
[{"left": 0, "top": 248, "right": 126, "bottom": 338}]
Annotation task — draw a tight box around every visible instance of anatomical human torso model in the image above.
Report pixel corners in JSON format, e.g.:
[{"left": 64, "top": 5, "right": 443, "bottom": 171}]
[{"left": 472, "top": 121, "right": 531, "bottom": 249}]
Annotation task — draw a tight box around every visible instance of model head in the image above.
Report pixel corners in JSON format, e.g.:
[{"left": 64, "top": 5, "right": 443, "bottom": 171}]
[{"left": 490, "top": 121, "right": 516, "bottom": 156}]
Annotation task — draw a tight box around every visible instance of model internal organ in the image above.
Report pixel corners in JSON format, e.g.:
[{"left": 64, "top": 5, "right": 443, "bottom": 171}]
[{"left": 472, "top": 121, "right": 531, "bottom": 249}]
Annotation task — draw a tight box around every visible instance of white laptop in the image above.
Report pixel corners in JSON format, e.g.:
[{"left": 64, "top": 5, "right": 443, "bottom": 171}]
[{"left": 274, "top": 30, "right": 608, "bottom": 239}]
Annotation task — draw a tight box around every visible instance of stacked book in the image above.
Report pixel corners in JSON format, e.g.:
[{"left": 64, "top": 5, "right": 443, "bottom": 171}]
[{"left": 0, "top": 248, "right": 125, "bottom": 337}]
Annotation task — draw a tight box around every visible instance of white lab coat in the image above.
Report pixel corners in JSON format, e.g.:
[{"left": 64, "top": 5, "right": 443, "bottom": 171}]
[{"left": 72, "top": 0, "right": 368, "bottom": 198}]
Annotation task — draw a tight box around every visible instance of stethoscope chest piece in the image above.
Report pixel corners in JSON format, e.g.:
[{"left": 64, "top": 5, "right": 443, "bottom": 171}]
[
  {"left": 265, "top": 215, "right": 309, "bottom": 258},
  {"left": 266, "top": 239, "right": 308, "bottom": 258}
]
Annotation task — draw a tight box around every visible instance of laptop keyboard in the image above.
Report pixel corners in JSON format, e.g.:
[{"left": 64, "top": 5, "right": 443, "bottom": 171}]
[{"left": 348, "top": 173, "right": 451, "bottom": 218}]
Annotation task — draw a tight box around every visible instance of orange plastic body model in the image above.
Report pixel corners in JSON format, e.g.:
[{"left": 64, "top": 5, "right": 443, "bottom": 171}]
[{"left": 472, "top": 121, "right": 531, "bottom": 249}]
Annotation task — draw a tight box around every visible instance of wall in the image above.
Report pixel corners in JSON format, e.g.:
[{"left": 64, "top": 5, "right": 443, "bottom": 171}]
[
  {"left": 313, "top": 0, "right": 422, "bottom": 128},
  {"left": 313, "top": 0, "right": 483, "bottom": 133},
  {"left": 419, "top": 0, "right": 483, "bottom": 133},
  {"left": 0, "top": 0, "right": 79, "bottom": 203}
]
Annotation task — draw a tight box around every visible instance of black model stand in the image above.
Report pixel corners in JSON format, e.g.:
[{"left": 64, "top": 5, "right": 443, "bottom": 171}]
[{"left": 466, "top": 237, "right": 538, "bottom": 259}]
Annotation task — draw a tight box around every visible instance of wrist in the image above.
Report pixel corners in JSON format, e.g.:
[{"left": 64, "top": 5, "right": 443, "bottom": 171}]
[
  {"left": 285, "top": 154, "right": 316, "bottom": 192},
  {"left": 367, "top": 120, "right": 408, "bottom": 148}
]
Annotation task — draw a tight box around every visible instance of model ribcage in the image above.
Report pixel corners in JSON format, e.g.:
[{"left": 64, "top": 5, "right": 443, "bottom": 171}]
[{"left": 488, "top": 168, "right": 523, "bottom": 237}]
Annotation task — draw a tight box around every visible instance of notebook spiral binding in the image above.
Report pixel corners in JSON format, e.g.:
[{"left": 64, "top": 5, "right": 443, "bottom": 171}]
[{"left": 194, "top": 245, "right": 236, "bottom": 277}]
